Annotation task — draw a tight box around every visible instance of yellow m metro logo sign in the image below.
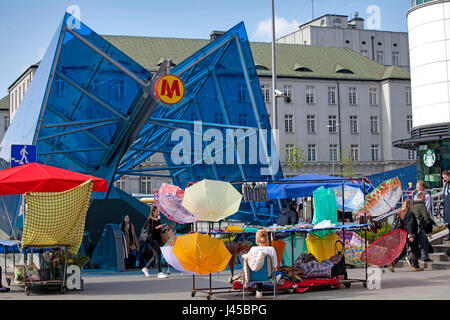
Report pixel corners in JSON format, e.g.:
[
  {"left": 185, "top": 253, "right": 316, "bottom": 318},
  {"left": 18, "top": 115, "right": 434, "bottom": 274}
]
[{"left": 154, "top": 74, "right": 184, "bottom": 105}]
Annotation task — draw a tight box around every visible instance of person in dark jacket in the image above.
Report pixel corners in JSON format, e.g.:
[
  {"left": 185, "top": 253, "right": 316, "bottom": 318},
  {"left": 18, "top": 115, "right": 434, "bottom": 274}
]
[
  {"left": 412, "top": 192, "right": 435, "bottom": 262},
  {"left": 141, "top": 206, "right": 169, "bottom": 278},
  {"left": 120, "top": 214, "right": 140, "bottom": 269},
  {"left": 277, "top": 200, "right": 299, "bottom": 226},
  {"left": 390, "top": 199, "right": 424, "bottom": 272},
  {"left": 442, "top": 170, "right": 450, "bottom": 240}
]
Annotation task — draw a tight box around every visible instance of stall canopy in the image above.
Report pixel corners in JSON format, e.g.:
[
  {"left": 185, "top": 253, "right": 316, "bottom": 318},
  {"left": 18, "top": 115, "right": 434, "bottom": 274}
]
[
  {"left": 266, "top": 174, "right": 373, "bottom": 200},
  {"left": 0, "top": 163, "right": 107, "bottom": 195}
]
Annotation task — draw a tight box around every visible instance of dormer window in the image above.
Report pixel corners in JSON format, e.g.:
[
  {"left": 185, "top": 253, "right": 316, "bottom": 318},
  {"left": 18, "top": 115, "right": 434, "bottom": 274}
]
[
  {"left": 335, "top": 64, "right": 354, "bottom": 74},
  {"left": 255, "top": 64, "right": 269, "bottom": 70},
  {"left": 294, "top": 63, "right": 313, "bottom": 72}
]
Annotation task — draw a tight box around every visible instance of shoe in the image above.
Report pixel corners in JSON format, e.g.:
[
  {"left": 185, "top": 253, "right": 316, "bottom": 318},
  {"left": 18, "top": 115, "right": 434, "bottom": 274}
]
[
  {"left": 423, "top": 258, "right": 433, "bottom": 262},
  {"left": 157, "top": 272, "right": 168, "bottom": 278},
  {"left": 255, "top": 291, "right": 263, "bottom": 299},
  {"left": 411, "top": 267, "right": 424, "bottom": 272},
  {"left": 388, "top": 263, "right": 395, "bottom": 272},
  {"left": 142, "top": 267, "right": 150, "bottom": 277}
]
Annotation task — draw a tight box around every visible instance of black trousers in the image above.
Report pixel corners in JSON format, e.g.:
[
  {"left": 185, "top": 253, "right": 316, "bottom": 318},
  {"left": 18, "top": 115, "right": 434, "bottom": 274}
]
[
  {"left": 145, "top": 239, "right": 162, "bottom": 272},
  {"left": 394, "top": 237, "right": 420, "bottom": 268}
]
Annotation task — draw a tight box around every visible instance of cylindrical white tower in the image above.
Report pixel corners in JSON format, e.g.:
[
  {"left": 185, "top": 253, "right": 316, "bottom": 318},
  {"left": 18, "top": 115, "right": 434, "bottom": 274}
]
[
  {"left": 408, "top": 0, "right": 450, "bottom": 128},
  {"left": 398, "top": 0, "right": 450, "bottom": 188}
]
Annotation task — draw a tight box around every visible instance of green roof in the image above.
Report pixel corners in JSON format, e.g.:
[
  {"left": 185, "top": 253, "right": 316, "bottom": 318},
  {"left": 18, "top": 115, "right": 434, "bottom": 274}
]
[
  {"left": 0, "top": 95, "right": 9, "bottom": 110},
  {"left": 103, "top": 35, "right": 410, "bottom": 82}
]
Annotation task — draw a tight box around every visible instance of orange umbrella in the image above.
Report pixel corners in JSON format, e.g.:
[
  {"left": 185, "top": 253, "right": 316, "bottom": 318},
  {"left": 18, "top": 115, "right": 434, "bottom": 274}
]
[
  {"left": 270, "top": 239, "right": 286, "bottom": 269},
  {"left": 172, "top": 233, "right": 232, "bottom": 275}
]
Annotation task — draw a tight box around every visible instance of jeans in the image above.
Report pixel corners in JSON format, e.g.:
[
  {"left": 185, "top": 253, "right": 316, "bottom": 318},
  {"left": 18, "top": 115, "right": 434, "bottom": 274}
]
[{"left": 125, "top": 249, "right": 137, "bottom": 269}]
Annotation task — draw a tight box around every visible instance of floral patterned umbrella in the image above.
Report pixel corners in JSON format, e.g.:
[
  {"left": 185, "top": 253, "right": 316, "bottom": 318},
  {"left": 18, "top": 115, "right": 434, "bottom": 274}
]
[
  {"left": 153, "top": 183, "right": 197, "bottom": 224},
  {"left": 354, "top": 177, "right": 402, "bottom": 217}
]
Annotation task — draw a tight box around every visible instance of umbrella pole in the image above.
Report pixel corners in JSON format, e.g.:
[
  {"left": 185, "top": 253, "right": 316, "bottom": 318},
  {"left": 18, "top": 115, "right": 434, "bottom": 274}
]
[
  {"left": 209, "top": 273, "right": 212, "bottom": 297},
  {"left": 364, "top": 181, "right": 368, "bottom": 286},
  {"left": 291, "top": 231, "right": 294, "bottom": 272}
]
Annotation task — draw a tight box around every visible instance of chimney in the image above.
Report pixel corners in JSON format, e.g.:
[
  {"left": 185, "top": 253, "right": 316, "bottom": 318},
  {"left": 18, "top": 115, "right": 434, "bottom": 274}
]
[{"left": 210, "top": 30, "right": 225, "bottom": 41}]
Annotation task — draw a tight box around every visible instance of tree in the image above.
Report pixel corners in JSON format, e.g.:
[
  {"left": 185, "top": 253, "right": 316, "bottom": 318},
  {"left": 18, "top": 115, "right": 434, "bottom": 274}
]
[
  {"left": 287, "top": 145, "right": 307, "bottom": 173},
  {"left": 340, "top": 147, "right": 354, "bottom": 178}
]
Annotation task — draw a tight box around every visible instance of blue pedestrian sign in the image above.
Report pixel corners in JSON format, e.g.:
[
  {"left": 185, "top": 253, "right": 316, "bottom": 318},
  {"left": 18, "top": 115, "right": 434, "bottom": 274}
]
[{"left": 11, "top": 144, "right": 37, "bottom": 167}]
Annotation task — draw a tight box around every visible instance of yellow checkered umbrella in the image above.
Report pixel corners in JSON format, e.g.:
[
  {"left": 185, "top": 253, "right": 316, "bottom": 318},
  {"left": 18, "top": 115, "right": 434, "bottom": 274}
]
[
  {"left": 21, "top": 180, "right": 93, "bottom": 254},
  {"left": 181, "top": 179, "right": 242, "bottom": 222}
]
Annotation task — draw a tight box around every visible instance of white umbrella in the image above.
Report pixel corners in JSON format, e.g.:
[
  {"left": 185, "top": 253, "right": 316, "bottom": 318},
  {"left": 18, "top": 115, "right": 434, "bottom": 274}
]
[{"left": 181, "top": 179, "right": 242, "bottom": 222}]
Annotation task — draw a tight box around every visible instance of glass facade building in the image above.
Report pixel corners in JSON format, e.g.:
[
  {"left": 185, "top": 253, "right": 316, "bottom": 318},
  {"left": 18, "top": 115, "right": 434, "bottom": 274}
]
[{"left": 0, "top": 13, "right": 282, "bottom": 232}]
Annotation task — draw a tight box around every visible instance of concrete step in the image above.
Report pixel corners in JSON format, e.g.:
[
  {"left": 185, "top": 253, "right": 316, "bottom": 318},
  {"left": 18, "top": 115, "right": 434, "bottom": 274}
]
[
  {"left": 429, "top": 252, "right": 450, "bottom": 262},
  {"left": 432, "top": 244, "right": 450, "bottom": 253},
  {"left": 395, "top": 259, "right": 450, "bottom": 270}
]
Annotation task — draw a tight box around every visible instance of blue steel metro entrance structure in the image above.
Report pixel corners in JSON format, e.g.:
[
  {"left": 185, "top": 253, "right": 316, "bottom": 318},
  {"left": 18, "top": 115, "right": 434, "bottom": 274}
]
[{"left": 0, "top": 13, "right": 282, "bottom": 238}]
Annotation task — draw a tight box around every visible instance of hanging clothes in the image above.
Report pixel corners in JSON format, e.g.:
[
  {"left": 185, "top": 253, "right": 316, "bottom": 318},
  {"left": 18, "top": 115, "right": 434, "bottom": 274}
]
[
  {"left": 242, "top": 182, "right": 268, "bottom": 202},
  {"left": 311, "top": 186, "right": 338, "bottom": 238}
]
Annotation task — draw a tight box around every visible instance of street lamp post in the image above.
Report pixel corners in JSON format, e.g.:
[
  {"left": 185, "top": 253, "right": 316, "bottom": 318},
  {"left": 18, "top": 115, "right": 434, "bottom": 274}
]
[
  {"left": 327, "top": 123, "right": 340, "bottom": 176},
  {"left": 271, "top": 0, "right": 279, "bottom": 152}
]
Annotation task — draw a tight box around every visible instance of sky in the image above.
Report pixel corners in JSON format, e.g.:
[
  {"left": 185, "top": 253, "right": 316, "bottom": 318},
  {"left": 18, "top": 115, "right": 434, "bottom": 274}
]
[{"left": 0, "top": 0, "right": 411, "bottom": 97}]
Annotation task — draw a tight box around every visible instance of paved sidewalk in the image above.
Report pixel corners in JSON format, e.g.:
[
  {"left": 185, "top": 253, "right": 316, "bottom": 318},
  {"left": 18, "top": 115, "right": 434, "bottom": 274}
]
[{"left": 0, "top": 266, "right": 449, "bottom": 300}]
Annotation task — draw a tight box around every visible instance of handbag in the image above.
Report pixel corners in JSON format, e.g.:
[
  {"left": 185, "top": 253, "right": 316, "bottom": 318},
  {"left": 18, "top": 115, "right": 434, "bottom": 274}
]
[
  {"left": 161, "top": 228, "right": 174, "bottom": 244},
  {"left": 423, "top": 220, "right": 434, "bottom": 234},
  {"left": 139, "top": 221, "right": 150, "bottom": 243}
]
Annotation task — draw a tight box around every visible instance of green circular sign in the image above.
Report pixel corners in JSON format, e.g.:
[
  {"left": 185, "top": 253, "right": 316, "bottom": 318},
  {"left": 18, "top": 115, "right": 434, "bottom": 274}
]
[{"left": 423, "top": 150, "right": 436, "bottom": 167}]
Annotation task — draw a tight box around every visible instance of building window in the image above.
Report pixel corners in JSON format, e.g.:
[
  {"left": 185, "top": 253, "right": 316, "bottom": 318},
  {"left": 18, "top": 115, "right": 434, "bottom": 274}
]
[
  {"left": 237, "top": 84, "right": 247, "bottom": 103},
  {"left": 140, "top": 177, "right": 152, "bottom": 194},
  {"left": 215, "top": 112, "right": 224, "bottom": 124},
  {"left": 307, "top": 144, "right": 317, "bottom": 162},
  {"left": 11, "top": 92, "right": 15, "bottom": 112},
  {"left": 376, "top": 51, "right": 384, "bottom": 64},
  {"left": 406, "top": 87, "right": 412, "bottom": 105},
  {"left": 307, "top": 115, "right": 316, "bottom": 133},
  {"left": 407, "top": 115, "right": 413, "bottom": 132},
  {"left": 115, "top": 79, "right": 124, "bottom": 99},
  {"left": 283, "top": 85, "right": 293, "bottom": 102},
  {"left": 360, "top": 49, "right": 368, "bottom": 57},
  {"left": 392, "top": 52, "right": 399, "bottom": 66},
  {"left": 328, "top": 87, "right": 336, "bottom": 105},
  {"left": 286, "top": 144, "right": 294, "bottom": 161},
  {"left": 238, "top": 113, "right": 248, "bottom": 126},
  {"left": 328, "top": 115, "right": 338, "bottom": 133},
  {"left": 285, "top": 114, "right": 293, "bottom": 133},
  {"left": 261, "top": 84, "right": 270, "bottom": 103},
  {"left": 351, "top": 144, "right": 359, "bottom": 162},
  {"left": 348, "top": 87, "right": 357, "bottom": 105},
  {"left": 350, "top": 115, "right": 358, "bottom": 134},
  {"left": 370, "top": 116, "right": 379, "bottom": 134},
  {"left": 329, "top": 144, "right": 338, "bottom": 162},
  {"left": 306, "top": 85, "right": 315, "bottom": 104},
  {"left": 114, "top": 177, "right": 126, "bottom": 191},
  {"left": 4, "top": 116, "right": 9, "bottom": 132},
  {"left": 408, "top": 150, "right": 416, "bottom": 160},
  {"left": 55, "top": 77, "right": 65, "bottom": 97},
  {"left": 371, "top": 144, "right": 379, "bottom": 161},
  {"left": 369, "top": 88, "right": 378, "bottom": 105}
]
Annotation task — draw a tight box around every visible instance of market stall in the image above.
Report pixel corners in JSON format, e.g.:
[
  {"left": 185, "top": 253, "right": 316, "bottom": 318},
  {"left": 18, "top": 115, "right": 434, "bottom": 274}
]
[{"left": 0, "top": 163, "right": 107, "bottom": 295}]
